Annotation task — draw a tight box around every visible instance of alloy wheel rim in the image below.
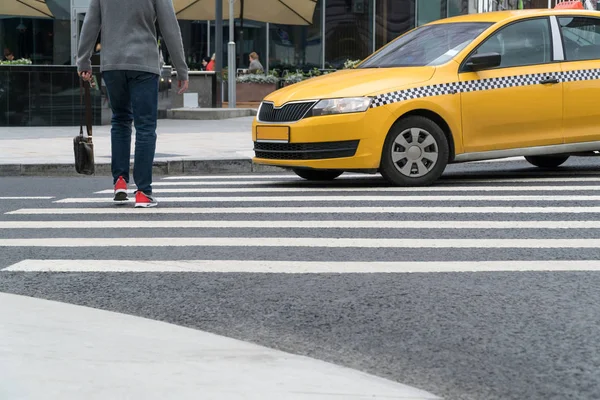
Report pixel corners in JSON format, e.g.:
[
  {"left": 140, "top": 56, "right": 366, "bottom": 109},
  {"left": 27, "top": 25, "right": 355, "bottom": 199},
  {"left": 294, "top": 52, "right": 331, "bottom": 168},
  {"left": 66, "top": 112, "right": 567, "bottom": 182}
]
[{"left": 391, "top": 128, "right": 439, "bottom": 178}]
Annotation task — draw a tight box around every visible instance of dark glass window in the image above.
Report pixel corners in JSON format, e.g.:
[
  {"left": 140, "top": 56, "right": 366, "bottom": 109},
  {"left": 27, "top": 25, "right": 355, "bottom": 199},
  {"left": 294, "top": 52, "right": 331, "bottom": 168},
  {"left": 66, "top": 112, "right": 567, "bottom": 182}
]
[
  {"left": 325, "top": 0, "right": 374, "bottom": 69},
  {"left": 448, "top": 0, "right": 469, "bottom": 17},
  {"left": 559, "top": 17, "right": 600, "bottom": 61},
  {"left": 0, "top": 17, "right": 55, "bottom": 64},
  {"left": 416, "top": 0, "right": 444, "bottom": 26},
  {"left": 176, "top": 20, "right": 210, "bottom": 70},
  {"left": 375, "top": 0, "right": 415, "bottom": 50},
  {"left": 476, "top": 18, "right": 552, "bottom": 68},
  {"left": 269, "top": 0, "right": 322, "bottom": 72},
  {"left": 361, "top": 22, "right": 490, "bottom": 68}
]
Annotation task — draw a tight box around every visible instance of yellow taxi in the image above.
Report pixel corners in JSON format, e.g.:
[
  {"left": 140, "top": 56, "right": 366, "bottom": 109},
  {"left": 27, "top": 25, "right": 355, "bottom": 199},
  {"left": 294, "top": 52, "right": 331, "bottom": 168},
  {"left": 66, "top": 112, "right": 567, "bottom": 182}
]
[{"left": 252, "top": 9, "right": 600, "bottom": 186}]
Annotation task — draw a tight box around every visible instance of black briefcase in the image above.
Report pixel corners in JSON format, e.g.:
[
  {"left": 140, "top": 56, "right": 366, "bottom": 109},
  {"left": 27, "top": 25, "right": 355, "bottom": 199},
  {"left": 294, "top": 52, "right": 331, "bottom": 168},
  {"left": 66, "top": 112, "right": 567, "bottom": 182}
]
[{"left": 74, "top": 79, "right": 95, "bottom": 175}]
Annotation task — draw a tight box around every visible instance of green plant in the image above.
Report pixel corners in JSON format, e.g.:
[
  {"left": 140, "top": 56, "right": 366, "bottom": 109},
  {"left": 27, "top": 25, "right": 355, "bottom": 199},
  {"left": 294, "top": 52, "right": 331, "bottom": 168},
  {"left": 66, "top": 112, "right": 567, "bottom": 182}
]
[
  {"left": 308, "top": 67, "right": 322, "bottom": 77},
  {"left": 283, "top": 73, "right": 305, "bottom": 84},
  {"left": 0, "top": 58, "right": 32, "bottom": 65},
  {"left": 236, "top": 73, "right": 278, "bottom": 84},
  {"left": 343, "top": 59, "right": 361, "bottom": 69}
]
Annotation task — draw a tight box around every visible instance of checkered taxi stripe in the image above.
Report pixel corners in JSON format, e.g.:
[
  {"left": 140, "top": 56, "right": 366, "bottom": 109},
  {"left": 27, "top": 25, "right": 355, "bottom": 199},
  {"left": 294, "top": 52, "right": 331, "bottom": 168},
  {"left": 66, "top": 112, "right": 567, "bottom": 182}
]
[{"left": 370, "top": 68, "right": 600, "bottom": 108}]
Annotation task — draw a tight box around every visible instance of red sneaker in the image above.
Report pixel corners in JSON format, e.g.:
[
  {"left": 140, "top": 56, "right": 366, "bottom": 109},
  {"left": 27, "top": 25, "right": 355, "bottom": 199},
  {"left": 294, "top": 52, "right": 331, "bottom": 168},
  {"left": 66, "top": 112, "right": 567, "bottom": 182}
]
[
  {"left": 135, "top": 191, "right": 158, "bottom": 208},
  {"left": 113, "top": 176, "right": 128, "bottom": 204}
]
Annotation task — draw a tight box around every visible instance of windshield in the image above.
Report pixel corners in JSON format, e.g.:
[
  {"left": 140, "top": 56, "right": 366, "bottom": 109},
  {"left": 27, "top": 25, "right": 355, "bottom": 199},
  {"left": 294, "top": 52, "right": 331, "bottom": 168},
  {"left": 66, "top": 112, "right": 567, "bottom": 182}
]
[{"left": 359, "top": 22, "right": 492, "bottom": 68}]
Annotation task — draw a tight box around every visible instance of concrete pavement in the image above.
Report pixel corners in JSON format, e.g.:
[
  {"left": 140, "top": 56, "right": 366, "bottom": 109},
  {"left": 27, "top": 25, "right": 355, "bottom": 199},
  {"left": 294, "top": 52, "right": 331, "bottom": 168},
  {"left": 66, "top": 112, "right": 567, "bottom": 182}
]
[
  {"left": 0, "top": 292, "right": 440, "bottom": 400},
  {"left": 0, "top": 117, "right": 283, "bottom": 176}
]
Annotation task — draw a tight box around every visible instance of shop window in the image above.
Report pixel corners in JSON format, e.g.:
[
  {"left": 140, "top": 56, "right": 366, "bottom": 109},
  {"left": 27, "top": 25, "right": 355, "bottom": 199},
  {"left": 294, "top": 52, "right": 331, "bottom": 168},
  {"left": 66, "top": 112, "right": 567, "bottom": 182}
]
[
  {"left": 375, "top": 0, "right": 415, "bottom": 50},
  {"left": 325, "top": 0, "right": 374, "bottom": 69},
  {"left": 416, "top": 0, "right": 443, "bottom": 26}
]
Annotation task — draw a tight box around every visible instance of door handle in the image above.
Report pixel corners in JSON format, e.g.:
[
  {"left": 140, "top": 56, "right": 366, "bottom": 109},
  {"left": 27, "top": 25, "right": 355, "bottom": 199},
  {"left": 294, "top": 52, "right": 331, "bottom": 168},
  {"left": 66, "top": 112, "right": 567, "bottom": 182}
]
[{"left": 540, "top": 77, "right": 560, "bottom": 84}]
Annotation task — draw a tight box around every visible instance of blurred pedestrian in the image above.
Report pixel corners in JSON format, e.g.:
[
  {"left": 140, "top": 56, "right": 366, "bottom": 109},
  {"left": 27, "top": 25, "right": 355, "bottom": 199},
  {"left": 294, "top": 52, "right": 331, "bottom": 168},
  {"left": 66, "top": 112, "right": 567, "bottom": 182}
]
[
  {"left": 77, "top": 0, "right": 189, "bottom": 208},
  {"left": 3, "top": 48, "right": 14, "bottom": 61},
  {"left": 206, "top": 53, "right": 216, "bottom": 71},
  {"left": 201, "top": 56, "right": 211, "bottom": 71},
  {"left": 248, "top": 52, "right": 264, "bottom": 74}
]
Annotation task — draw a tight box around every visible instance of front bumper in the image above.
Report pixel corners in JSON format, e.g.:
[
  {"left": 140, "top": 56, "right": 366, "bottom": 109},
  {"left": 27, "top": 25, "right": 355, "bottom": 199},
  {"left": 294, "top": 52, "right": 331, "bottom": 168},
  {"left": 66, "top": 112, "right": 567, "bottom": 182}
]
[
  {"left": 251, "top": 108, "right": 391, "bottom": 170},
  {"left": 254, "top": 140, "right": 360, "bottom": 160}
]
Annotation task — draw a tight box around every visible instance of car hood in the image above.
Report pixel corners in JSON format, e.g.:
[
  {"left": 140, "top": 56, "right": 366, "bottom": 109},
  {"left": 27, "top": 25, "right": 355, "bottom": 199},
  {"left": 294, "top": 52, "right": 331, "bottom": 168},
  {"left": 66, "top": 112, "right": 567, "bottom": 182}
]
[{"left": 264, "top": 67, "right": 437, "bottom": 106}]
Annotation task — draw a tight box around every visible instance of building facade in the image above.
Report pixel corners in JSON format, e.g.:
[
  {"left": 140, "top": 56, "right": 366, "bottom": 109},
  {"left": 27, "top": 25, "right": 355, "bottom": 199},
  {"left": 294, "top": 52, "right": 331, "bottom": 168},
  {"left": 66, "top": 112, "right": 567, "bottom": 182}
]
[{"left": 0, "top": 0, "right": 593, "bottom": 72}]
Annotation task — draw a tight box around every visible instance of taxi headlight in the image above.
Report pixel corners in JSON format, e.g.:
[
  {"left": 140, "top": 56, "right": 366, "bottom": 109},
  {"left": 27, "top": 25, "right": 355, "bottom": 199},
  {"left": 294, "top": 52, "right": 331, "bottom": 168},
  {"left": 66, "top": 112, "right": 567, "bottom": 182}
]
[{"left": 311, "top": 97, "right": 372, "bottom": 117}]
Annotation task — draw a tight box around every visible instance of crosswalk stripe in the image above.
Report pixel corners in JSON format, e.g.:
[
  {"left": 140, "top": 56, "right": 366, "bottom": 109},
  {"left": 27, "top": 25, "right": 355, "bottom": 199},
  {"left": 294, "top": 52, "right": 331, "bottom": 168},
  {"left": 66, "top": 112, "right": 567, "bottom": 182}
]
[
  {"left": 0, "top": 197, "right": 54, "bottom": 200},
  {"left": 95, "top": 185, "right": 600, "bottom": 194},
  {"left": 153, "top": 180, "right": 304, "bottom": 187},
  {"left": 161, "top": 172, "right": 600, "bottom": 180},
  {"left": 1, "top": 237, "right": 599, "bottom": 248},
  {"left": 5, "top": 259, "right": 600, "bottom": 273},
  {"left": 157, "top": 176, "right": 600, "bottom": 184},
  {"left": 8, "top": 206, "right": 600, "bottom": 215},
  {"left": 162, "top": 174, "right": 368, "bottom": 180},
  {"left": 53, "top": 195, "right": 600, "bottom": 203},
  {"left": 1, "top": 220, "right": 600, "bottom": 229}
]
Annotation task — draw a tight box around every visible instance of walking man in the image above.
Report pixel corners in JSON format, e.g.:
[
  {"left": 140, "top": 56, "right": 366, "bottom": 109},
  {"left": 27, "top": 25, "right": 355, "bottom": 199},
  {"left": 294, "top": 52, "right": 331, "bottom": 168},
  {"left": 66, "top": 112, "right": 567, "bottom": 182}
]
[{"left": 77, "top": 0, "right": 189, "bottom": 208}]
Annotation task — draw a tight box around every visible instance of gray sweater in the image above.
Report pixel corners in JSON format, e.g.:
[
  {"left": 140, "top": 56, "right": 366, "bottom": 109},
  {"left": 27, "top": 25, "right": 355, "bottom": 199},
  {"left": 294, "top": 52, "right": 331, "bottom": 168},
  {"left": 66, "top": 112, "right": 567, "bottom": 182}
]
[
  {"left": 77, "top": 0, "right": 188, "bottom": 81},
  {"left": 249, "top": 59, "right": 264, "bottom": 74}
]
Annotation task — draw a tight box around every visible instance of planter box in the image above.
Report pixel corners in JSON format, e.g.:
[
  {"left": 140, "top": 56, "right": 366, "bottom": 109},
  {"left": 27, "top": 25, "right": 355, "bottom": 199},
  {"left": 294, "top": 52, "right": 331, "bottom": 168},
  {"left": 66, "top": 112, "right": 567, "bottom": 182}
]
[{"left": 235, "top": 82, "right": 277, "bottom": 102}]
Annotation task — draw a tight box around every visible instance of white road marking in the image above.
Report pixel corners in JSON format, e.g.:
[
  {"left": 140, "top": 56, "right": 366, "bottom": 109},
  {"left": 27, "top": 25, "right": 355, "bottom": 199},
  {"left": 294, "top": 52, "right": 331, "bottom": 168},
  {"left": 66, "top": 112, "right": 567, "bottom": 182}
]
[
  {"left": 5, "top": 259, "right": 600, "bottom": 273},
  {"left": 1, "top": 220, "right": 600, "bottom": 229},
  {"left": 95, "top": 185, "right": 600, "bottom": 194},
  {"left": 0, "top": 197, "right": 54, "bottom": 200},
  {"left": 472, "top": 156, "right": 525, "bottom": 163},
  {"left": 162, "top": 174, "right": 370, "bottom": 180},
  {"left": 159, "top": 175, "right": 600, "bottom": 182},
  {"left": 160, "top": 171, "right": 600, "bottom": 181},
  {"left": 1, "top": 237, "right": 600, "bottom": 248},
  {"left": 153, "top": 180, "right": 289, "bottom": 186},
  {"left": 150, "top": 177, "right": 600, "bottom": 186},
  {"left": 8, "top": 206, "right": 600, "bottom": 215},
  {"left": 54, "top": 195, "right": 600, "bottom": 203}
]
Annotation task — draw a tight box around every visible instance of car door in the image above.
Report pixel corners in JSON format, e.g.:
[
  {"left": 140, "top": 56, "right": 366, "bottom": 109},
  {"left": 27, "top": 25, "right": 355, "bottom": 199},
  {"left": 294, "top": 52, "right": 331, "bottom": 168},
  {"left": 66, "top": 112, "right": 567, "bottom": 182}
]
[
  {"left": 556, "top": 15, "right": 600, "bottom": 145},
  {"left": 459, "top": 17, "right": 564, "bottom": 153}
]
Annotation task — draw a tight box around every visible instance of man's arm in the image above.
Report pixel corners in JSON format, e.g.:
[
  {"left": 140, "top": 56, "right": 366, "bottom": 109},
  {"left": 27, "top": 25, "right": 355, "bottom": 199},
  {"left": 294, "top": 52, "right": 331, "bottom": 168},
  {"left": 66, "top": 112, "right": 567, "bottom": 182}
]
[
  {"left": 76, "top": 0, "right": 101, "bottom": 75},
  {"left": 156, "top": 0, "right": 189, "bottom": 81}
]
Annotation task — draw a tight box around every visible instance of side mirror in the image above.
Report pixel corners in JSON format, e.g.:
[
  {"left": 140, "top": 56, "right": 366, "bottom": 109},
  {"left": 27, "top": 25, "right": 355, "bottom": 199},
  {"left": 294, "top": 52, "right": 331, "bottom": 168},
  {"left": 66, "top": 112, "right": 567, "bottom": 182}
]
[{"left": 464, "top": 52, "right": 501, "bottom": 71}]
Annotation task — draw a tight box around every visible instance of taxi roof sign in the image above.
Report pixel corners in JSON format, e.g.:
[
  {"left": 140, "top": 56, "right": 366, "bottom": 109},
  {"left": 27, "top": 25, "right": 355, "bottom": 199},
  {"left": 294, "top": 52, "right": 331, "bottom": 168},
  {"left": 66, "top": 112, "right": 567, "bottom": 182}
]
[{"left": 555, "top": 1, "right": 584, "bottom": 9}]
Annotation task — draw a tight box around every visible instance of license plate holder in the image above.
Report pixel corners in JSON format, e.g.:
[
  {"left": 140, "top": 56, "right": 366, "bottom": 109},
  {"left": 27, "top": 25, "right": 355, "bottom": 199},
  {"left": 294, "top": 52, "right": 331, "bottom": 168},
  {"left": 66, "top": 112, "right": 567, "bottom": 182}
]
[{"left": 256, "top": 126, "right": 290, "bottom": 143}]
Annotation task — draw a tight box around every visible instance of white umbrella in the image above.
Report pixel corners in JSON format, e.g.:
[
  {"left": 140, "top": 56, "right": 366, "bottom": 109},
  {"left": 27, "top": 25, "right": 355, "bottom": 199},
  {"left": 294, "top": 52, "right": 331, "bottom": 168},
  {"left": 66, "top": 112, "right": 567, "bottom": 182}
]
[
  {"left": 172, "top": 0, "right": 317, "bottom": 109},
  {"left": 0, "top": 0, "right": 53, "bottom": 18},
  {"left": 173, "top": 0, "right": 317, "bottom": 25}
]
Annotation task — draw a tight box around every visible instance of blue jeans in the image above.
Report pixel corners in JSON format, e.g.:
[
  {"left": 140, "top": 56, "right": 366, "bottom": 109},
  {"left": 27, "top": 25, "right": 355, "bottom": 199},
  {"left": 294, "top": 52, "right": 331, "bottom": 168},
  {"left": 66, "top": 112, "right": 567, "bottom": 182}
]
[{"left": 103, "top": 70, "right": 159, "bottom": 195}]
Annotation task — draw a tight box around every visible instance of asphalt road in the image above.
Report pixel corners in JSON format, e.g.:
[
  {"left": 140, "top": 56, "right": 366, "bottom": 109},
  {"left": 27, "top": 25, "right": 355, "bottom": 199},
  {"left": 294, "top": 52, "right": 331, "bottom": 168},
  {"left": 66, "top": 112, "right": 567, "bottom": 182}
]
[{"left": 1, "top": 156, "right": 600, "bottom": 400}]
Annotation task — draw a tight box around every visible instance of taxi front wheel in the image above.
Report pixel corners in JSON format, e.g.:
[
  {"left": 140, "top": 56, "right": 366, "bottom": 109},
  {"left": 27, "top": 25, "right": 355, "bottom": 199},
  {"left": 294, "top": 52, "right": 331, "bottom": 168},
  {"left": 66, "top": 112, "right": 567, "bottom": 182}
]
[
  {"left": 293, "top": 168, "right": 343, "bottom": 181},
  {"left": 380, "top": 116, "right": 449, "bottom": 187},
  {"left": 524, "top": 155, "right": 570, "bottom": 168}
]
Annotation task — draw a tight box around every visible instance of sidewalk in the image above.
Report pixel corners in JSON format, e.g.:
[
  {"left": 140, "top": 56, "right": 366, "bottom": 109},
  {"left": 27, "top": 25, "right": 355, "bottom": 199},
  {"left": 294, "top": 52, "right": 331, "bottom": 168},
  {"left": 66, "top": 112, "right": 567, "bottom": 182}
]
[
  {"left": 0, "top": 117, "right": 282, "bottom": 177},
  {"left": 0, "top": 292, "right": 440, "bottom": 400}
]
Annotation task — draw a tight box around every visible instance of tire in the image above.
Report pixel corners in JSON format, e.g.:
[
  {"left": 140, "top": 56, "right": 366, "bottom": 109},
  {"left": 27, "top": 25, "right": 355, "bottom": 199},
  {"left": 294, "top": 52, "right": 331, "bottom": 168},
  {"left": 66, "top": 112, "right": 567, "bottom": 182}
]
[
  {"left": 380, "top": 116, "right": 449, "bottom": 186},
  {"left": 293, "top": 168, "right": 343, "bottom": 181},
  {"left": 524, "top": 155, "right": 570, "bottom": 168}
]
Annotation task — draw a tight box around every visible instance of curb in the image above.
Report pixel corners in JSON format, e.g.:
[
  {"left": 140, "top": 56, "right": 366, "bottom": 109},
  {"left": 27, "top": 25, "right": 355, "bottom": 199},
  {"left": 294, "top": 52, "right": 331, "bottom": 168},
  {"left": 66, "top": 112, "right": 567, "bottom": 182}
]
[
  {"left": 0, "top": 159, "right": 286, "bottom": 177},
  {"left": 166, "top": 108, "right": 257, "bottom": 120}
]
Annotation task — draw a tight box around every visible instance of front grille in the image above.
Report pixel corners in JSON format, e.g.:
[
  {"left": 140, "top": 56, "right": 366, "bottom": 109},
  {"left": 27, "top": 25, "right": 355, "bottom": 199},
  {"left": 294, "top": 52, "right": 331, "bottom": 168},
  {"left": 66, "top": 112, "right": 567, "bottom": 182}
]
[
  {"left": 258, "top": 101, "right": 316, "bottom": 122},
  {"left": 254, "top": 140, "right": 359, "bottom": 160}
]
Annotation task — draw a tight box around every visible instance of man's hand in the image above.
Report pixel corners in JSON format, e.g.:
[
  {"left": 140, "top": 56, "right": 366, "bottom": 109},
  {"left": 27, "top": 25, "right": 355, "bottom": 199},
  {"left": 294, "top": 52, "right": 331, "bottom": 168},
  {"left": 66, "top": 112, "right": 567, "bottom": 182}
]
[
  {"left": 79, "top": 71, "right": 92, "bottom": 82},
  {"left": 78, "top": 71, "right": 96, "bottom": 88},
  {"left": 178, "top": 80, "right": 189, "bottom": 94}
]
